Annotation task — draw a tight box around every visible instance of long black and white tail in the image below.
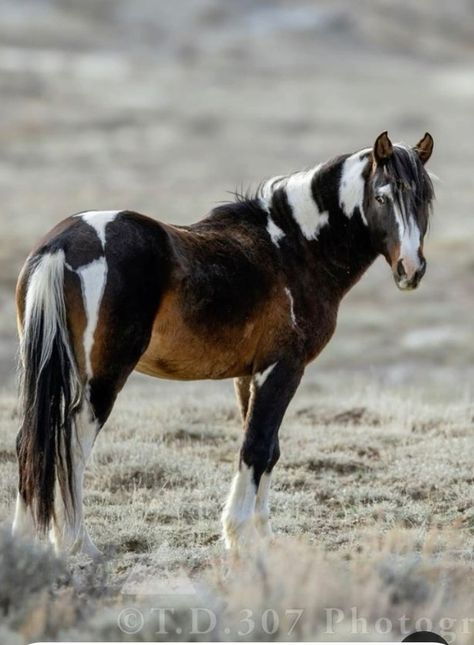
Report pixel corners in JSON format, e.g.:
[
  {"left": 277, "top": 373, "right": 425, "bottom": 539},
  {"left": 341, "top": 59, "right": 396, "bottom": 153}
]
[{"left": 16, "top": 250, "right": 82, "bottom": 533}]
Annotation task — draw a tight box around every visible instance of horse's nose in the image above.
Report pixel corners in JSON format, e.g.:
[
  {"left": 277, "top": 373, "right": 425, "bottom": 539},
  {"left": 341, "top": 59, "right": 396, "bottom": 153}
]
[
  {"left": 395, "top": 257, "right": 426, "bottom": 289},
  {"left": 396, "top": 259, "right": 406, "bottom": 279}
]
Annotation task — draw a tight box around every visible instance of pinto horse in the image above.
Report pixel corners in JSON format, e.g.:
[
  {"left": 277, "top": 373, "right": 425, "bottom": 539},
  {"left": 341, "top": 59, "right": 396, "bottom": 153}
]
[{"left": 12, "top": 131, "right": 434, "bottom": 556}]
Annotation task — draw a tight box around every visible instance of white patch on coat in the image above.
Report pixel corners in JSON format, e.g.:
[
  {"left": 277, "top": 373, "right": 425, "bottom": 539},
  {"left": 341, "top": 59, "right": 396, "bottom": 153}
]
[
  {"left": 285, "top": 167, "right": 329, "bottom": 240},
  {"left": 254, "top": 362, "right": 277, "bottom": 388},
  {"left": 255, "top": 472, "right": 273, "bottom": 538},
  {"left": 266, "top": 216, "right": 285, "bottom": 245},
  {"left": 339, "top": 150, "right": 370, "bottom": 224},
  {"left": 222, "top": 463, "right": 257, "bottom": 549},
  {"left": 259, "top": 166, "right": 329, "bottom": 240},
  {"left": 78, "top": 210, "right": 119, "bottom": 248},
  {"left": 76, "top": 257, "right": 108, "bottom": 378},
  {"left": 259, "top": 175, "right": 286, "bottom": 211},
  {"left": 284, "top": 287, "right": 297, "bottom": 327}
]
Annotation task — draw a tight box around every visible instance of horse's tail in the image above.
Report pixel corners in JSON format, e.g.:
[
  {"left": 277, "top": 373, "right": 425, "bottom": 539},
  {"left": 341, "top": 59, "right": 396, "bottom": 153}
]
[{"left": 16, "top": 249, "right": 82, "bottom": 533}]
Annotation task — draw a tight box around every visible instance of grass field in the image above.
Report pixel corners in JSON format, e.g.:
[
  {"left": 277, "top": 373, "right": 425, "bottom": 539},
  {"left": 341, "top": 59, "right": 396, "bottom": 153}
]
[
  {"left": 1, "top": 382, "right": 474, "bottom": 642},
  {"left": 0, "top": 1, "right": 474, "bottom": 643}
]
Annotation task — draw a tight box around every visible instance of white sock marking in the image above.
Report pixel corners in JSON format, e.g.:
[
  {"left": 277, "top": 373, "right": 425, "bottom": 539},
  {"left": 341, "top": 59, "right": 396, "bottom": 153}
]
[
  {"left": 266, "top": 215, "right": 285, "bottom": 245},
  {"left": 77, "top": 210, "right": 119, "bottom": 248},
  {"left": 76, "top": 257, "right": 108, "bottom": 378},
  {"left": 255, "top": 472, "right": 273, "bottom": 538},
  {"left": 339, "top": 150, "right": 371, "bottom": 224},
  {"left": 222, "top": 463, "right": 257, "bottom": 549}
]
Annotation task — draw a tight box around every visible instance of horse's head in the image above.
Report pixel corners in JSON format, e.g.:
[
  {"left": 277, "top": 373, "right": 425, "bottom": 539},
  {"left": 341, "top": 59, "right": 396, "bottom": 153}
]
[{"left": 366, "top": 131, "right": 434, "bottom": 290}]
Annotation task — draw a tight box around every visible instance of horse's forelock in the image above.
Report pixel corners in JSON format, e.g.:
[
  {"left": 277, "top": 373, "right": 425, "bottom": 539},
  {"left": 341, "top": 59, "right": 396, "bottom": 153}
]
[{"left": 380, "top": 145, "right": 434, "bottom": 227}]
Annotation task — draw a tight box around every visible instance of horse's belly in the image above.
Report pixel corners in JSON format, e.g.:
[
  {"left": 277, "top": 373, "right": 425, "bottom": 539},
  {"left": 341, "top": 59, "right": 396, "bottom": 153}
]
[
  {"left": 136, "top": 331, "right": 256, "bottom": 380},
  {"left": 135, "top": 302, "right": 259, "bottom": 381}
]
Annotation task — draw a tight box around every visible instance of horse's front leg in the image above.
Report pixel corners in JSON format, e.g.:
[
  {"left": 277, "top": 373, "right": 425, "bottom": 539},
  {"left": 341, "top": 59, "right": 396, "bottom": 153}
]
[{"left": 223, "top": 358, "right": 304, "bottom": 550}]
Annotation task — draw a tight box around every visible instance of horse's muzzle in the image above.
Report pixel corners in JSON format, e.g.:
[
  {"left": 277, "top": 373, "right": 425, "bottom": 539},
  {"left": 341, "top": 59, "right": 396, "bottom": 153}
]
[{"left": 394, "top": 257, "right": 427, "bottom": 290}]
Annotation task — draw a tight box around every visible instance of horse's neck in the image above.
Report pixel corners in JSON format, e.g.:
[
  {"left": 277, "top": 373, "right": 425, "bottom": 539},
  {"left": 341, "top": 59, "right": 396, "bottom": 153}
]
[
  {"left": 266, "top": 153, "right": 378, "bottom": 298},
  {"left": 311, "top": 210, "right": 378, "bottom": 299}
]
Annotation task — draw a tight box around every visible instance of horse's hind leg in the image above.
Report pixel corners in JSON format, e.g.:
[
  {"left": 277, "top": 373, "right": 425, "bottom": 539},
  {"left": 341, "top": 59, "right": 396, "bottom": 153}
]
[
  {"left": 49, "top": 352, "right": 150, "bottom": 557},
  {"left": 50, "top": 270, "right": 156, "bottom": 556},
  {"left": 234, "top": 376, "right": 252, "bottom": 422},
  {"left": 49, "top": 400, "right": 101, "bottom": 557}
]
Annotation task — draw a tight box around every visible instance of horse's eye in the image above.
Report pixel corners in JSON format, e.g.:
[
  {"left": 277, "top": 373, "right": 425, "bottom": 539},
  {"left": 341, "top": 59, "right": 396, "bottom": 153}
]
[{"left": 375, "top": 195, "right": 385, "bottom": 205}]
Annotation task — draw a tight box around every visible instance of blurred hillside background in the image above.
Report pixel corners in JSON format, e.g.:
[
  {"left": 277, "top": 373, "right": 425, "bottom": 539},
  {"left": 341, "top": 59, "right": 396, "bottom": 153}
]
[{"left": 0, "top": 0, "right": 473, "bottom": 400}]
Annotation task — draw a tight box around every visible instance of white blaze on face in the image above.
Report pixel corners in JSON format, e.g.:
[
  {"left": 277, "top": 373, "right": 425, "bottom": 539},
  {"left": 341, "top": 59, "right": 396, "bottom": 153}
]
[
  {"left": 393, "top": 200, "right": 422, "bottom": 279},
  {"left": 378, "top": 184, "right": 423, "bottom": 281},
  {"left": 259, "top": 166, "right": 329, "bottom": 241},
  {"left": 339, "top": 150, "right": 371, "bottom": 224}
]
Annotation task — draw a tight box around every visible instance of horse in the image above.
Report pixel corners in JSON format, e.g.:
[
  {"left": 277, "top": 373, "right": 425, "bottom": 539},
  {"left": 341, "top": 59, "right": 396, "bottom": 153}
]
[{"left": 12, "top": 131, "right": 434, "bottom": 556}]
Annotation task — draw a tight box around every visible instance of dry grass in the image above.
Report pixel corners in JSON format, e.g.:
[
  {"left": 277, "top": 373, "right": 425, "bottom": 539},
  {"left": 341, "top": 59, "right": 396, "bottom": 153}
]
[{"left": 1, "top": 381, "right": 474, "bottom": 642}]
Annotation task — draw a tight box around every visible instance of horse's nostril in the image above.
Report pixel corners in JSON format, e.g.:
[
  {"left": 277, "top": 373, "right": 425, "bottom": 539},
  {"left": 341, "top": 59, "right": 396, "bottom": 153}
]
[{"left": 397, "top": 259, "right": 406, "bottom": 278}]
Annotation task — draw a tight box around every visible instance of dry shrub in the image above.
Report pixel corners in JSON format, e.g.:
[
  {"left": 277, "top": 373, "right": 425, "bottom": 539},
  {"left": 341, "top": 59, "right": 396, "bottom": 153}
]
[
  {"left": 197, "top": 529, "right": 474, "bottom": 642},
  {"left": 3, "top": 527, "right": 469, "bottom": 643}
]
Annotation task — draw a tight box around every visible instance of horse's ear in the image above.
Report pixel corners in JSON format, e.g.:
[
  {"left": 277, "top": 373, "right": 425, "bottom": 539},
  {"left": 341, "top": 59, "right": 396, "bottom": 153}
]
[
  {"left": 414, "top": 132, "right": 434, "bottom": 164},
  {"left": 373, "top": 131, "right": 393, "bottom": 164}
]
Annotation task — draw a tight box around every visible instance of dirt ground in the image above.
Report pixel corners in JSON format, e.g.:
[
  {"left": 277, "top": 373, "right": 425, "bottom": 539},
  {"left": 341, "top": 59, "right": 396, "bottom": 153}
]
[{"left": 0, "top": 1, "right": 473, "bottom": 643}]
